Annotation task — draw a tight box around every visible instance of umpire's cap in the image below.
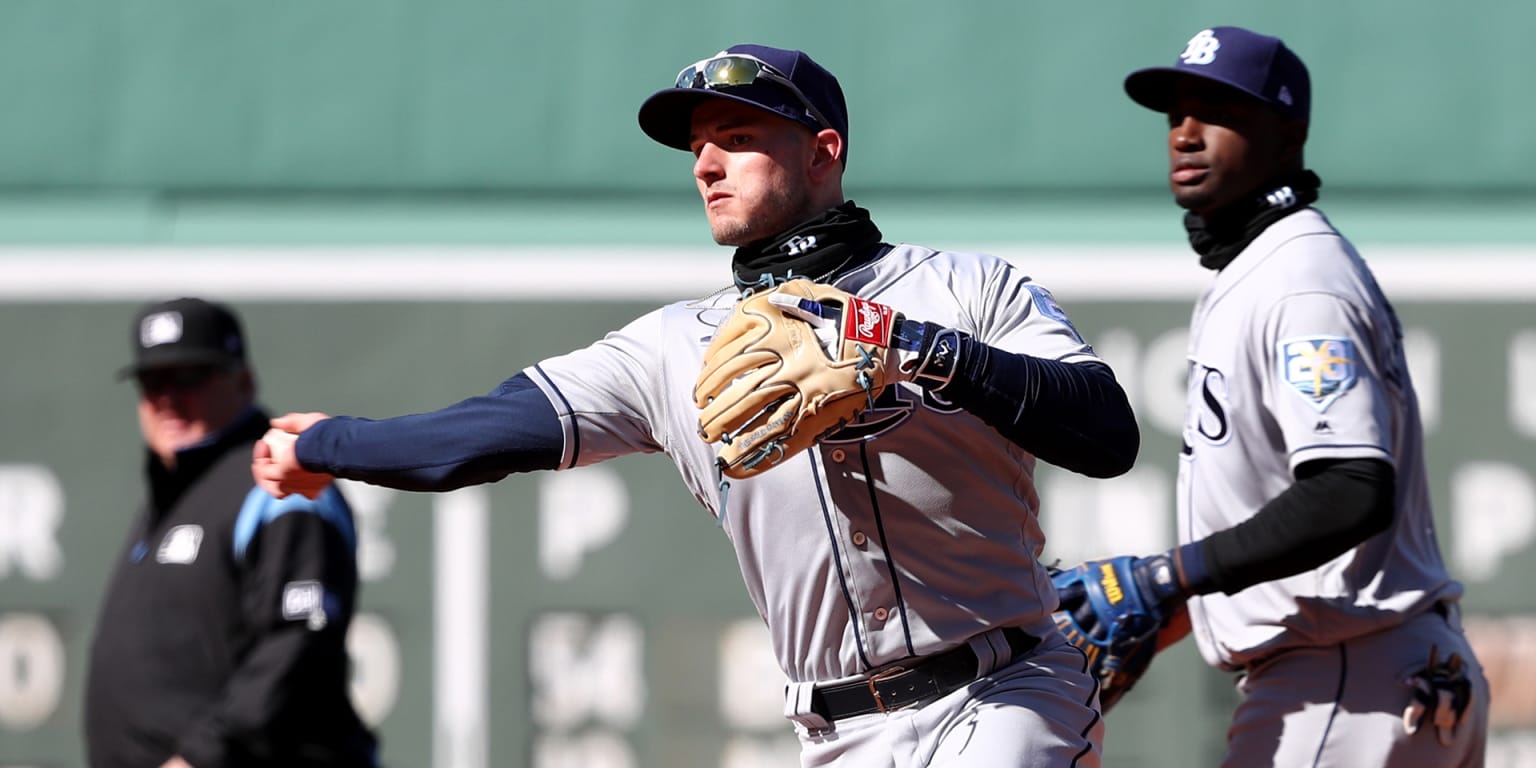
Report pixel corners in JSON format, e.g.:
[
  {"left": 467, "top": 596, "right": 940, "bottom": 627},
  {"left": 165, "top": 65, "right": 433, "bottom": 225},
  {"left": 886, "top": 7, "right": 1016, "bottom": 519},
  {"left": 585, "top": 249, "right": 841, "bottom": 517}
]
[
  {"left": 118, "top": 297, "right": 247, "bottom": 378},
  {"left": 1125, "top": 26, "right": 1310, "bottom": 122},
  {"left": 638, "top": 44, "right": 850, "bottom": 163}
]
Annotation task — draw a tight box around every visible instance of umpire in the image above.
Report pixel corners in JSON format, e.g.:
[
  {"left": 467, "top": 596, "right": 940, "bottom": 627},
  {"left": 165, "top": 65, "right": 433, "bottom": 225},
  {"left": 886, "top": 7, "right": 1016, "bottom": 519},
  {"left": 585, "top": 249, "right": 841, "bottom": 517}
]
[{"left": 85, "top": 298, "right": 378, "bottom": 768}]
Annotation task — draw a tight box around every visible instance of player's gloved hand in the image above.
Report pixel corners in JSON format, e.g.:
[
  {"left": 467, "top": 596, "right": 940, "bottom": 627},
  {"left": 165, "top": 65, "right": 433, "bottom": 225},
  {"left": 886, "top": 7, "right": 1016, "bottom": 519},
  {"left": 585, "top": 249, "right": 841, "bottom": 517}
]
[
  {"left": 1051, "top": 552, "right": 1189, "bottom": 712},
  {"left": 695, "top": 279, "right": 966, "bottom": 479},
  {"left": 766, "top": 281, "right": 965, "bottom": 391},
  {"left": 1402, "top": 643, "right": 1474, "bottom": 747}
]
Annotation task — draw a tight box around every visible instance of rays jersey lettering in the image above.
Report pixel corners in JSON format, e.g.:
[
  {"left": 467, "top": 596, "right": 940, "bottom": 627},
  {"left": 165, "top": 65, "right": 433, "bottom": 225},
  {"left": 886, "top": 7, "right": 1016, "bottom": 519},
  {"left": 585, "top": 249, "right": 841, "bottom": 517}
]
[
  {"left": 822, "top": 381, "right": 962, "bottom": 443},
  {"left": 1185, "top": 362, "right": 1232, "bottom": 446}
]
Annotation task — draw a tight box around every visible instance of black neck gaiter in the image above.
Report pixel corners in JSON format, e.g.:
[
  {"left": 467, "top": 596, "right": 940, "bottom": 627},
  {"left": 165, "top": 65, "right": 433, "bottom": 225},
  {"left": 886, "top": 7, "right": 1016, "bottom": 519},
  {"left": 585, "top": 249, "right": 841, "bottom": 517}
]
[
  {"left": 730, "top": 201, "right": 884, "bottom": 292},
  {"left": 1185, "top": 170, "right": 1322, "bottom": 271}
]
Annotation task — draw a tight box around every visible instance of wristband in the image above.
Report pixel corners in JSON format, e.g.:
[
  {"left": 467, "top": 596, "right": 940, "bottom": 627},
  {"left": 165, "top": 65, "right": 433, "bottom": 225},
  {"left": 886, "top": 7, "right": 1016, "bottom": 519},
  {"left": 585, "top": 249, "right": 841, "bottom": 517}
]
[{"left": 893, "top": 318, "right": 966, "bottom": 390}]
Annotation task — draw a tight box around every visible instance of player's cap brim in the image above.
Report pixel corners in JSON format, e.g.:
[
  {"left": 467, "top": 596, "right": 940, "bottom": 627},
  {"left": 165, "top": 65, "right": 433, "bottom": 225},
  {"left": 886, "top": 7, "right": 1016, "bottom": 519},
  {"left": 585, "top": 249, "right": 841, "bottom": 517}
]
[
  {"left": 1125, "top": 67, "right": 1284, "bottom": 116},
  {"left": 638, "top": 84, "right": 821, "bottom": 151},
  {"left": 116, "top": 348, "right": 242, "bottom": 380}
]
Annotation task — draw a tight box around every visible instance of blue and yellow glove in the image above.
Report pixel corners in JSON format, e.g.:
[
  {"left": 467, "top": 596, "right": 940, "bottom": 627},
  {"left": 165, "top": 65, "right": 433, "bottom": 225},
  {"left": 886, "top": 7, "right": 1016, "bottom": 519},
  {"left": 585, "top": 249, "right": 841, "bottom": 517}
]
[{"left": 1050, "top": 553, "right": 1187, "bottom": 712}]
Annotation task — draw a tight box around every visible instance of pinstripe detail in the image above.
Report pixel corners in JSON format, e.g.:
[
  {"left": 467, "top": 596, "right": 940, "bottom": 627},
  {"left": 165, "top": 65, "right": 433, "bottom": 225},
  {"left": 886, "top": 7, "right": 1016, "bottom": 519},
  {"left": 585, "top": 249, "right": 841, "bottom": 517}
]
[
  {"left": 1072, "top": 643, "right": 1102, "bottom": 768},
  {"left": 1309, "top": 644, "right": 1348, "bottom": 768},
  {"left": 810, "top": 451, "right": 872, "bottom": 671},
  {"left": 1070, "top": 731, "right": 1096, "bottom": 768},
  {"left": 531, "top": 363, "right": 580, "bottom": 469},
  {"left": 1074, "top": 691, "right": 1102, "bottom": 761},
  {"left": 1072, "top": 644, "right": 1103, "bottom": 709},
  {"left": 858, "top": 441, "right": 917, "bottom": 657}
]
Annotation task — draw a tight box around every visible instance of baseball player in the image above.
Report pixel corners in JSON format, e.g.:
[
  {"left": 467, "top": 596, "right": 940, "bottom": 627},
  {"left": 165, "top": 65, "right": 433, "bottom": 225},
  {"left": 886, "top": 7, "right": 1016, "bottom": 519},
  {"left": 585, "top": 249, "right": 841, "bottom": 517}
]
[
  {"left": 1055, "top": 27, "right": 1488, "bottom": 766},
  {"left": 254, "top": 44, "right": 1140, "bottom": 766}
]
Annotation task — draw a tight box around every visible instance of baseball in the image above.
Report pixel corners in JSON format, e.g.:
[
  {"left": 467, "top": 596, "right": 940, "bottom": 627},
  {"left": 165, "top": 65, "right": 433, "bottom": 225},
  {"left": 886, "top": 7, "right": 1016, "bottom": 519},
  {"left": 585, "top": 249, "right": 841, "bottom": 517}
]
[{"left": 262, "top": 429, "right": 298, "bottom": 454}]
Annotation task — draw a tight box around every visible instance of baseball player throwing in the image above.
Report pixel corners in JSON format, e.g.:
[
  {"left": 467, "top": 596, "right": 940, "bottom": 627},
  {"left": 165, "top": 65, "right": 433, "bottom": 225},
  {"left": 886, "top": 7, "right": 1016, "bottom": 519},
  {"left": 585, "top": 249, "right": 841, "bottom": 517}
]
[
  {"left": 254, "top": 44, "right": 1139, "bottom": 766},
  {"left": 1050, "top": 26, "right": 1489, "bottom": 766}
]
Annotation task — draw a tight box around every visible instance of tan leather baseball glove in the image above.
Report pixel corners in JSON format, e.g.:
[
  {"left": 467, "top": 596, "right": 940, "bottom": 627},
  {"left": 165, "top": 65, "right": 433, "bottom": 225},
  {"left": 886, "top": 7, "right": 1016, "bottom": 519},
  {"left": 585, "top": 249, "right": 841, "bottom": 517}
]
[{"left": 694, "top": 278, "right": 900, "bottom": 479}]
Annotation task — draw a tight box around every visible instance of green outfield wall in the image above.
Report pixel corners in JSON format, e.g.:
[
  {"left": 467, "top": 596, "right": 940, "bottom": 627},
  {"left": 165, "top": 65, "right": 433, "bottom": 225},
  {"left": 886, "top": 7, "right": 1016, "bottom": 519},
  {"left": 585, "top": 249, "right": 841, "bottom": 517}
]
[
  {"left": 0, "top": 1, "right": 1531, "bottom": 195},
  {"left": 2, "top": 245, "right": 1534, "bottom": 767}
]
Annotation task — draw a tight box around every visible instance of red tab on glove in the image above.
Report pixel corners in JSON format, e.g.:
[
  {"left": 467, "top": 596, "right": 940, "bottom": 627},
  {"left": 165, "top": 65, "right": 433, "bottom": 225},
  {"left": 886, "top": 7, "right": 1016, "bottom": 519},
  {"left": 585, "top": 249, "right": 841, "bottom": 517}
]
[{"left": 844, "top": 296, "right": 895, "bottom": 346}]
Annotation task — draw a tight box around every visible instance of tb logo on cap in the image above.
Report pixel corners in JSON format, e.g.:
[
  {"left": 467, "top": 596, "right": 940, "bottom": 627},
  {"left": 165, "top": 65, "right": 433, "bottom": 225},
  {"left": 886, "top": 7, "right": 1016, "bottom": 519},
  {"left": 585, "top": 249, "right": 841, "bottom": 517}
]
[{"left": 1180, "top": 29, "right": 1221, "bottom": 66}]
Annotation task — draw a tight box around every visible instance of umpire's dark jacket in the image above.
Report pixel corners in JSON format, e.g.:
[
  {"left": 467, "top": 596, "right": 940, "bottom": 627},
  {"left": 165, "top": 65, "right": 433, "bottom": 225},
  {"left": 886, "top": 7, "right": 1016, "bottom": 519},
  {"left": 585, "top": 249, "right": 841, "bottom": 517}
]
[{"left": 85, "top": 409, "right": 378, "bottom": 767}]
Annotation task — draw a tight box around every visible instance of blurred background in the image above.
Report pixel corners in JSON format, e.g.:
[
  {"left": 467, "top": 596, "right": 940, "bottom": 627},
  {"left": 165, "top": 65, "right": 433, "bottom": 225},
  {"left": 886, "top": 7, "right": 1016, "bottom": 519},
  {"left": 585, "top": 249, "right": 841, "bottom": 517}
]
[{"left": 1, "top": 2, "right": 1533, "bottom": 766}]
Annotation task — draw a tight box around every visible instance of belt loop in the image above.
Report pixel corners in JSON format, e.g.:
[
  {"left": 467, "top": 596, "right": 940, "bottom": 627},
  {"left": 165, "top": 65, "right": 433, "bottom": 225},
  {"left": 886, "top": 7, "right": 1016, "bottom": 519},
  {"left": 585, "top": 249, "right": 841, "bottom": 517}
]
[
  {"left": 967, "top": 630, "right": 1001, "bottom": 677},
  {"left": 783, "top": 681, "right": 831, "bottom": 731}
]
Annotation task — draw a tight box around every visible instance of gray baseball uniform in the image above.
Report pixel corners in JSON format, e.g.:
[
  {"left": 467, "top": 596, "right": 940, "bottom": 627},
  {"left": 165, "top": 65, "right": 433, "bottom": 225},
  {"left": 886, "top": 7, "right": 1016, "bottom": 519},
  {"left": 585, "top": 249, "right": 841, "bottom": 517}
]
[
  {"left": 1178, "top": 208, "right": 1488, "bottom": 766},
  {"left": 529, "top": 244, "right": 1105, "bottom": 765}
]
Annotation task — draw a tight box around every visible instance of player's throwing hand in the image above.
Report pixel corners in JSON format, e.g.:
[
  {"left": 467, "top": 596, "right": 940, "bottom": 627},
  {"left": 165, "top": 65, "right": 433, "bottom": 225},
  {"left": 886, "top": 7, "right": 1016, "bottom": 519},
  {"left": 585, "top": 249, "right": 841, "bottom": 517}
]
[{"left": 252, "top": 412, "right": 334, "bottom": 499}]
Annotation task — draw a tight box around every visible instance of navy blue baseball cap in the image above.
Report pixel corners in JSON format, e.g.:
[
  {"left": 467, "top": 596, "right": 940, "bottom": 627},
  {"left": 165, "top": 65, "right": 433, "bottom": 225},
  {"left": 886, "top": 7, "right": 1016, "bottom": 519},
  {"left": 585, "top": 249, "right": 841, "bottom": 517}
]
[
  {"left": 638, "top": 44, "right": 850, "bottom": 161},
  {"left": 1125, "top": 27, "right": 1310, "bottom": 121}
]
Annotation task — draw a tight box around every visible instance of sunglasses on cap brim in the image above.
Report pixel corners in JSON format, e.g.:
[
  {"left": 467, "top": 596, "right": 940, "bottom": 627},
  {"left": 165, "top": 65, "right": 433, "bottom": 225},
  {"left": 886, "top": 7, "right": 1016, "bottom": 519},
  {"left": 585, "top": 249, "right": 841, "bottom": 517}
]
[{"left": 673, "top": 53, "right": 833, "bottom": 132}]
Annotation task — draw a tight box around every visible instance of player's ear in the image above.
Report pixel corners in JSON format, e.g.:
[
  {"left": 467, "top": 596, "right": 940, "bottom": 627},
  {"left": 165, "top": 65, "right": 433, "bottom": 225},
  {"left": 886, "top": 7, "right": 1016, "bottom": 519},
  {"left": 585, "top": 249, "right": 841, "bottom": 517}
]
[{"left": 807, "top": 128, "right": 844, "bottom": 182}]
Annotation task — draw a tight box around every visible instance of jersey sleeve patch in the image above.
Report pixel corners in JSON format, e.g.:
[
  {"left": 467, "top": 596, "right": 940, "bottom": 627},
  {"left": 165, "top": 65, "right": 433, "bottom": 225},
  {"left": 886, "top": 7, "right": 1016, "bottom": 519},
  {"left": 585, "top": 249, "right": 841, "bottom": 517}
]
[
  {"left": 1278, "top": 335, "right": 1358, "bottom": 411},
  {"left": 1024, "top": 284, "right": 1084, "bottom": 341}
]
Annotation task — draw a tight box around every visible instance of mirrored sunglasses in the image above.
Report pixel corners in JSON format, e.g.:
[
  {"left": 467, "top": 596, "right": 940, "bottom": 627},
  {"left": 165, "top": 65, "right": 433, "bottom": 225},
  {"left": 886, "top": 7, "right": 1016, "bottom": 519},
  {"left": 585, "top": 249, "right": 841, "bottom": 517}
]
[{"left": 673, "top": 53, "right": 832, "bottom": 131}]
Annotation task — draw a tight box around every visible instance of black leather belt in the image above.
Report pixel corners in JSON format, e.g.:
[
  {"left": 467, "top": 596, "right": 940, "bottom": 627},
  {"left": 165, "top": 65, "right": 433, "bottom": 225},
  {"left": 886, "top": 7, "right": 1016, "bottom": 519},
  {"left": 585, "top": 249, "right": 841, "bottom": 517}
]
[{"left": 809, "top": 627, "right": 1039, "bottom": 721}]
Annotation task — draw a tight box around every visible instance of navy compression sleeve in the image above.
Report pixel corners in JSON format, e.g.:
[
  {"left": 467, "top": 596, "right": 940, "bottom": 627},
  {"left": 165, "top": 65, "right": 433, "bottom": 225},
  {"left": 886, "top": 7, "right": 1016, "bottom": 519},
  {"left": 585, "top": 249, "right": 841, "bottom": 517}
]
[
  {"left": 295, "top": 372, "right": 564, "bottom": 492},
  {"left": 935, "top": 338, "right": 1139, "bottom": 478}
]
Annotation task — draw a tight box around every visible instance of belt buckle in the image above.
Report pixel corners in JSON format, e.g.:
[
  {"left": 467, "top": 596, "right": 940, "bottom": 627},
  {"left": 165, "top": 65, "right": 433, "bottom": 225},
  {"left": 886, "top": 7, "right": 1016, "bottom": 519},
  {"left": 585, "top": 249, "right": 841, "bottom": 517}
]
[{"left": 865, "top": 665, "right": 908, "bottom": 715}]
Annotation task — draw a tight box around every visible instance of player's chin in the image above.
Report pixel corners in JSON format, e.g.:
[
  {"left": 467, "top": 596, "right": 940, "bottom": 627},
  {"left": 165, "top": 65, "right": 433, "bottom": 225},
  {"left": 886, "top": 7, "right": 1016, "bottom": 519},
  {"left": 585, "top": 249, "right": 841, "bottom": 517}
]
[
  {"left": 1171, "top": 184, "right": 1217, "bottom": 215},
  {"left": 709, "top": 219, "right": 754, "bottom": 247}
]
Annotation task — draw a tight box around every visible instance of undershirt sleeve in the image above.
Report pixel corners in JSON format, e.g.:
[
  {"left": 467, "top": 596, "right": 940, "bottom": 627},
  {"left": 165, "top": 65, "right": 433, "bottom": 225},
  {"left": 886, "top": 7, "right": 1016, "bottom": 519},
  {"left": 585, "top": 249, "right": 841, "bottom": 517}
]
[
  {"left": 295, "top": 372, "right": 564, "bottom": 492},
  {"left": 1184, "top": 457, "right": 1396, "bottom": 596}
]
